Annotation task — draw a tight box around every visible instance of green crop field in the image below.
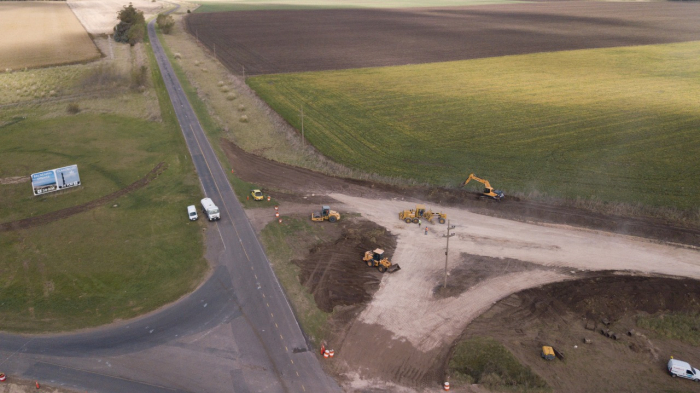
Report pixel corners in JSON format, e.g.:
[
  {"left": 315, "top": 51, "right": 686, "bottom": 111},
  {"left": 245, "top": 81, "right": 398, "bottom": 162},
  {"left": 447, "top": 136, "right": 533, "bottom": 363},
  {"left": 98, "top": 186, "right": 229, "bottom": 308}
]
[
  {"left": 248, "top": 42, "right": 700, "bottom": 211},
  {"left": 194, "top": 0, "right": 518, "bottom": 13},
  {"left": 0, "top": 114, "right": 207, "bottom": 333}
]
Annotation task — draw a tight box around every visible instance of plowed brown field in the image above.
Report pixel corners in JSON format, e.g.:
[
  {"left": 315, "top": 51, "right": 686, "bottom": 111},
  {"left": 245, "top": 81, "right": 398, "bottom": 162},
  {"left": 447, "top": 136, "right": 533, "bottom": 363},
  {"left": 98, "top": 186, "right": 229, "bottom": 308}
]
[{"left": 186, "top": 2, "right": 700, "bottom": 75}]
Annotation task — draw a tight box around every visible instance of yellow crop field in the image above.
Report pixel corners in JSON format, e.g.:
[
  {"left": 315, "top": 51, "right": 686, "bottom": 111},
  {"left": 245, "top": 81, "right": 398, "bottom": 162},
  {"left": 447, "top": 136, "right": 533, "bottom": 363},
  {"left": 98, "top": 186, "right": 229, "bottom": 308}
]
[{"left": 0, "top": 1, "right": 100, "bottom": 70}]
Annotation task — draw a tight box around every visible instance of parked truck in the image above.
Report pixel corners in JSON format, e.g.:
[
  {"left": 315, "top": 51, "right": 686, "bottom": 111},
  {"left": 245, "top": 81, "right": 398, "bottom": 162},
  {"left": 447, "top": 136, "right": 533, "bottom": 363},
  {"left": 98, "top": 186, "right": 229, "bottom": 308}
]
[{"left": 201, "top": 198, "right": 220, "bottom": 221}]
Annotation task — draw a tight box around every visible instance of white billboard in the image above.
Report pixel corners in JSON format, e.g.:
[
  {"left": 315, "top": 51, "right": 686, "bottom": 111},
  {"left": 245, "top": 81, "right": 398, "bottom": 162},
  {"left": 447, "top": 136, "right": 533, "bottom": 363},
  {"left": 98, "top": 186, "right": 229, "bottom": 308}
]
[{"left": 31, "top": 164, "right": 81, "bottom": 196}]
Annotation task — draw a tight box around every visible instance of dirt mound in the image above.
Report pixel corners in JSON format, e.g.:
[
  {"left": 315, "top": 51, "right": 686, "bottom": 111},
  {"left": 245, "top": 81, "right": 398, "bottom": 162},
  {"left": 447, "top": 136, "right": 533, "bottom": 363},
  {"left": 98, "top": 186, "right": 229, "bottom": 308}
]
[
  {"left": 0, "top": 162, "right": 167, "bottom": 232},
  {"left": 433, "top": 253, "right": 573, "bottom": 299},
  {"left": 458, "top": 274, "right": 700, "bottom": 393},
  {"left": 293, "top": 220, "right": 397, "bottom": 313},
  {"left": 224, "top": 139, "right": 700, "bottom": 246}
]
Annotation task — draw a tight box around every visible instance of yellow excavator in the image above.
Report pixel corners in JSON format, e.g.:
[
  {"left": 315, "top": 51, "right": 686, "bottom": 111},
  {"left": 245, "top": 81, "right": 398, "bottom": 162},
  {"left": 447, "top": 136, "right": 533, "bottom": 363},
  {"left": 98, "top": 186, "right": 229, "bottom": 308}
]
[
  {"left": 464, "top": 173, "right": 505, "bottom": 201},
  {"left": 363, "top": 249, "right": 400, "bottom": 273}
]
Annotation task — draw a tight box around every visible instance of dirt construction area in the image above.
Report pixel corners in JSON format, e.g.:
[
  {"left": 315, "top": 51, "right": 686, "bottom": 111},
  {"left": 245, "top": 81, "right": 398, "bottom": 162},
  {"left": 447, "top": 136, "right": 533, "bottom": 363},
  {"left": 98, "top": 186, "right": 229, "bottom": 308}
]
[
  {"left": 185, "top": 2, "right": 700, "bottom": 75},
  {"left": 233, "top": 140, "right": 700, "bottom": 391}
]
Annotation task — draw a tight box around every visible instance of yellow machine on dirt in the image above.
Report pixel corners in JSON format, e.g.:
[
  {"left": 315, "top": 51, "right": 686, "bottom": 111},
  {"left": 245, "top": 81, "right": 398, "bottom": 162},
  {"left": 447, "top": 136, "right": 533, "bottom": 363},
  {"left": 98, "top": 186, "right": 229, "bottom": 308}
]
[
  {"left": 363, "top": 249, "right": 400, "bottom": 273},
  {"left": 311, "top": 205, "right": 340, "bottom": 223},
  {"left": 464, "top": 173, "right": 505, "bottom": 201},
  {"left": 399, "top": 204, "right": 447, "bottom": 224},
  {"left": 250, "top": 189, "right": 264, "bottom": 201}
]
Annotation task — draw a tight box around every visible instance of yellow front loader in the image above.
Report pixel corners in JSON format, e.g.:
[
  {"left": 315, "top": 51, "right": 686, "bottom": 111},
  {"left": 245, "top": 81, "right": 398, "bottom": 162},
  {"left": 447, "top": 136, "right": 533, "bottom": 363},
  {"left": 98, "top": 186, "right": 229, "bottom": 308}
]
[{"left": 363, "top": 249, "right": 400, "bottom": 273}]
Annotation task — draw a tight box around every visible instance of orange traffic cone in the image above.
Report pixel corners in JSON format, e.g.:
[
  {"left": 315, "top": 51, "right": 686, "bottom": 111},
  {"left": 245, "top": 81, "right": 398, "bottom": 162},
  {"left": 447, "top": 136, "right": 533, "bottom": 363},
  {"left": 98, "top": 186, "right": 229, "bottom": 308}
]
[
  {"left": 329, "top": 349, "right": 335, "bottom": 358},
  {"left": 443, "top": 381, "right": 450, "bottom": 391},
  {"left": 323, "top": 350, "right": 329, "bottom": 359},
  {"left": 36, "top": 381, "right": 40, "bottom": 389},
  {"left": 0, "top": 373, "right": 6, "bottom": 382},
  {"left": 320, "top": 343, "right": 325, "bottom": 355},
  {"left": 267, "top": 196, "right": 271, "bottom": 201}
]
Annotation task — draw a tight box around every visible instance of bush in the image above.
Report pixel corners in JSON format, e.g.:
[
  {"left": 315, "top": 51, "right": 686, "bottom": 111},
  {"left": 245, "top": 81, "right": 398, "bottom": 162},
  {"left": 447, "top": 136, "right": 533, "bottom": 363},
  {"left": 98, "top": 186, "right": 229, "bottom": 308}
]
[
  {"left": 114, "top": 3, "right": 146, "bottom": 46},
  {"left": 156, "top": 14, "right": 175, "bottom": 34},
  {"left": 67, "top": 103, "right": 80, "bottom": 114},
  {"left": 131, "top": 65, "right": 148, "bottom": 89}
]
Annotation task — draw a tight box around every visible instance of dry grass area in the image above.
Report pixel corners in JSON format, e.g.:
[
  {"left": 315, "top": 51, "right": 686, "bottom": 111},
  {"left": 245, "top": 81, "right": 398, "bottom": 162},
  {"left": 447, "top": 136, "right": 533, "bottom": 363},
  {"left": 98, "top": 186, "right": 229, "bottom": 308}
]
[
  {"left": 0, "top": 2, "right": 100, "bottom": 71},
  {"left": 67, "top": 0, "right": 167, "bottom": 35},
  {"left": 1, "top": 36, "right": 160, "bottom": 122}
]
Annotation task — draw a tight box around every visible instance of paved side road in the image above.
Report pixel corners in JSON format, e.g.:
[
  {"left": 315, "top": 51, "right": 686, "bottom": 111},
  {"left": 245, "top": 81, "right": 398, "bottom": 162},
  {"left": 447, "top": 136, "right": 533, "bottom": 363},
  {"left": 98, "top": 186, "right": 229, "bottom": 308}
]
[{"left": 0, "top": 13, "right": 340, "bottom": 393}]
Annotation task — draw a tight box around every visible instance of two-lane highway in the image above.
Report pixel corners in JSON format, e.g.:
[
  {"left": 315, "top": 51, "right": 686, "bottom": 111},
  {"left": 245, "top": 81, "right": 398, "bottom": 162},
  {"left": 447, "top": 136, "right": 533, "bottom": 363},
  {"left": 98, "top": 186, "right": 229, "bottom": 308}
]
[
  {"left": 0, "top": 13, "right": 340, "bottom": 393},
  {"left": 146, "top": 15, "right": 341, "bottom": 392}
]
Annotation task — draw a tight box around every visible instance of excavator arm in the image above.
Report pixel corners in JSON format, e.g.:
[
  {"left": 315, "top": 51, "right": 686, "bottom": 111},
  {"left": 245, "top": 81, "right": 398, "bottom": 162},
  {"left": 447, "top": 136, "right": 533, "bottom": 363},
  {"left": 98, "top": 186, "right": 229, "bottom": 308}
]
[{"left": 464, "top": 173, "right": 492, "bottom": 189}]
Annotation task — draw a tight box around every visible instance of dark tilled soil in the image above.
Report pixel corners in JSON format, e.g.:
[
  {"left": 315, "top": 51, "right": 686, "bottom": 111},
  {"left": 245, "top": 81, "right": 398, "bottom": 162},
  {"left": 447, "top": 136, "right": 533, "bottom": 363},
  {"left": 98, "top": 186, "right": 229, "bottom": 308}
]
[
  {"left": 223, "top": 139, "right": 700, "bottom": 246},
  {"left": 456, "top": 274, "right": 700, "bottom": 393},
  {"left": 293, "top": 218, "right": 397, "bottom": 313},
  {"left": 186, "top": 2, "right": 700, "bottom": 75},
  {"left": 0, "top": 163, "right": 167, "bottom": 232}
]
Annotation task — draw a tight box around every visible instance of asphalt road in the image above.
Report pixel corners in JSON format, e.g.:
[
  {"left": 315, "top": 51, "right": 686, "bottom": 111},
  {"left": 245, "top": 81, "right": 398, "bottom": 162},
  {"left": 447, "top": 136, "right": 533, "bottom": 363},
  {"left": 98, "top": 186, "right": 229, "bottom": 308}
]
[{"left": 0, "top": 14, "right": 341, "bottom": 393}]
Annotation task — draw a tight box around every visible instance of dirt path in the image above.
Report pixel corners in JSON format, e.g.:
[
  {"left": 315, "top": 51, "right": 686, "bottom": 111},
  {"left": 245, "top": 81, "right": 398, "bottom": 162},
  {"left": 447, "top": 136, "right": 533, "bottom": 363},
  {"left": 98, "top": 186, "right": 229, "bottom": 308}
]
[
  {"left": 327, "top": 193, "right": 700, "bottom": 388},
  {"left": 0, "top": 162, "right": 166, "bottom": 232}
]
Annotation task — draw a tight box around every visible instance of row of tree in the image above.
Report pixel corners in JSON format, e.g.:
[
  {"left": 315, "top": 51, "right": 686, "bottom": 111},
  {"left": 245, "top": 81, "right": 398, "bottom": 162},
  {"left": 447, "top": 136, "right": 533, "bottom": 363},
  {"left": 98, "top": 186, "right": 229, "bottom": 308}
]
[{"left": 114, "top": 3, "right": 175, "bottom": 46}]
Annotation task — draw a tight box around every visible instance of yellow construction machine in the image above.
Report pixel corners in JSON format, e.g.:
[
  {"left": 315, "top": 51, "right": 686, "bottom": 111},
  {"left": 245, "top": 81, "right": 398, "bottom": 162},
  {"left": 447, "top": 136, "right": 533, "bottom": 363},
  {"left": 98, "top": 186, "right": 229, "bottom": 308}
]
[
  {"left": 363, "top": 249, "right": 400, "bottom": 273},
  {"left": 399, "top": 204, "right": 446, "bottom": 224},
  {"left": 311, "top": 205, "right": 340, "bottom": 223},
  {"left": 464, "top": 173, "right": 505, "bottom": 201}
]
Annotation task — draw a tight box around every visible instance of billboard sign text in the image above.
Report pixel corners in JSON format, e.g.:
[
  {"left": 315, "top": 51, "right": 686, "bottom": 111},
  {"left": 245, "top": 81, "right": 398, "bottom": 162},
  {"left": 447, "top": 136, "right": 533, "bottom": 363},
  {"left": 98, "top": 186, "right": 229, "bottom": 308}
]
[{"left": 31, "top": 164, "right": 81, "bottom": 196}]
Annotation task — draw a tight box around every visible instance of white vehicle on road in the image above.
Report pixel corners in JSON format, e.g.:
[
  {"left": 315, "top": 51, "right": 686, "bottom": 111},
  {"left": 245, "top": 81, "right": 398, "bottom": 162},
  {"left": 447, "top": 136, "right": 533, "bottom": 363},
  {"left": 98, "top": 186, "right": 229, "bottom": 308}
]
[{"left": 201, "top": 198, "right": 220, "bottom": 221}]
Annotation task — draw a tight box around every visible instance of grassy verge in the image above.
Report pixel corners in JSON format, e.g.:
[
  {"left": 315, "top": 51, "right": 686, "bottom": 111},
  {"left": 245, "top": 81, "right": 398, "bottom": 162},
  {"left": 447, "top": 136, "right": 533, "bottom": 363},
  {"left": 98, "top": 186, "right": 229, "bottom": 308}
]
[
  {"left": 194, "top": 0, "right": 519, "bottom": 13},
  {"left": 637, "top": 312, "right": 700, "bottom": 346},
  {"left": 448, "top": 336, "right": 549, "bottom": 392},
  {"left": 259, "top": 216, "right": 332, "bottom": 344},
  {"left": 248, "top": 42, "right": 700, "bottom": 213},
  {"left": 0, "top": 33, "right": 207, "bottom": 333}
]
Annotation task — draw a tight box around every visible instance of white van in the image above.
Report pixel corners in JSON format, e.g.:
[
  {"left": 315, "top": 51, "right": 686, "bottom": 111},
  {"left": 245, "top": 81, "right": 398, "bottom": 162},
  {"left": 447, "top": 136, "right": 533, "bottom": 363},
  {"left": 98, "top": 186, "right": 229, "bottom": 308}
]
[
  {"left": 668, "top": 358, "right": 700, "bottom": 381},
  {"left": 201, "top": 198, "right": 220, "bottom": 221},
  {"left": 187, "top": 205, "right": 198, "bottom": 221}
]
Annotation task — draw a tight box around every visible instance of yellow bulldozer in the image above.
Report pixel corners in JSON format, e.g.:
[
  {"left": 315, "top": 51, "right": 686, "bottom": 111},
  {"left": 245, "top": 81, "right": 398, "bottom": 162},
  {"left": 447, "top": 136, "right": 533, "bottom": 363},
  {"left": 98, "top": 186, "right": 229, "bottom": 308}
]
[
  {"left": 464, "top": 173, "right": 505, "bottom": 201},
  {"left": 363, "top": 249, "right": 400, "bottom": 273},
  {"left": 311, "top": 205, "right": 340, "bottom": 223},
  {"left": 398, "top": 204, "right": 446, "bottom": 224}
]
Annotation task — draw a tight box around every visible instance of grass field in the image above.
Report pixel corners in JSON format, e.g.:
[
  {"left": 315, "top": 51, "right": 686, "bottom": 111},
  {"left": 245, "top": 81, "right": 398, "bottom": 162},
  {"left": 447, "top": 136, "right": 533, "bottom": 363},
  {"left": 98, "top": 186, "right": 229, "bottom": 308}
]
[
  {"left": 0, "top": 2, "right": 100, "bottom": 70},
  {"left": 194, "top": 0, "right": 519, "bottom": 12},
  {"left": 248, "top": 42, "right": 700, "bottom": 211},
  {"left": 448, "top": 336, "right": 549, "bottom": 391},
  {"left": 0, "top": 36, "right": 208, "bottom": 332}
]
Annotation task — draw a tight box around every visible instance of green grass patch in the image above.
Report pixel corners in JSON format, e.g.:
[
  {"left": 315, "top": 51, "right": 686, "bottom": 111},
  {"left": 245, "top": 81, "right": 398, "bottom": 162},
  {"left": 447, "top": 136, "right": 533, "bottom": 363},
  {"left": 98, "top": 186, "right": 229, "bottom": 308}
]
[
  {"left": 259, "top": 216, "right": 332, "bottom": 344},
  {"left": 248, "top": 42, "right": 700, "bottom": 212},
  {"left": 637, "top": 312, "right": 700, "bottom": 346},
  {"left": 194, "top": 0, "right": 519, "bottom": 13},
  {"left": 0, "top": 38, "right": 208, "bottom": 333},
  {"left": 449, "top": 336, "right": 549, "bottom": 391}
]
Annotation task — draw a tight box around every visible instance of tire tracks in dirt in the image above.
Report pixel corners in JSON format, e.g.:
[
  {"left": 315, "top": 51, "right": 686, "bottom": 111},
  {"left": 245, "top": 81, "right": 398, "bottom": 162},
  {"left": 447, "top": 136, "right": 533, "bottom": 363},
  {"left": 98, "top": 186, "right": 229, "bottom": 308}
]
[{"left": 0, "top": 162, "right": 167, "bottom": 233}]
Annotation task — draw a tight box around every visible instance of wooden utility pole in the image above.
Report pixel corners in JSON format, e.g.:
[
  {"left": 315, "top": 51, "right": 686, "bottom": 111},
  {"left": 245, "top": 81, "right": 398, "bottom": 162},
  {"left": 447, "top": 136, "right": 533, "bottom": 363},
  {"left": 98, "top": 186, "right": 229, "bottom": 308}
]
[
  {"left": 443, "top": 221, "right": 456, "bottom": 289},
  {"left": 301, "top": 104, "right": 304, "bottom": 147}
]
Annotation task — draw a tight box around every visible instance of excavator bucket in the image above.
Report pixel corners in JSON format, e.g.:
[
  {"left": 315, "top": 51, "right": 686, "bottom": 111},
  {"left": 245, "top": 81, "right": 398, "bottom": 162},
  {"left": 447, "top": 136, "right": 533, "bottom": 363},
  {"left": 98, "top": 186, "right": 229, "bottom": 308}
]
[{"left": 387, "top": 264, "right": 401, "bottom": 273}]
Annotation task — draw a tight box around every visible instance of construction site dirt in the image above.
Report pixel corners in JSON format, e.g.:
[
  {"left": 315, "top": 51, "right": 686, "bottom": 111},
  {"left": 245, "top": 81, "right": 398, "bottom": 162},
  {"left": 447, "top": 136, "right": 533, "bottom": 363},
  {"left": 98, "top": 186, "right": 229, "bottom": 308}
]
[{"left": 228, "top": 136, "right": 700, "bottom": 391}]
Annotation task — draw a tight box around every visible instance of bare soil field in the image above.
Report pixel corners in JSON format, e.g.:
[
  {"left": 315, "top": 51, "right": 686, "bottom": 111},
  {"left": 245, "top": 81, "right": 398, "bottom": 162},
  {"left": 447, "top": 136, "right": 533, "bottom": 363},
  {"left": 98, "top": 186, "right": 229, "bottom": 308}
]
[
  {"left": 67, "top": 0, "right": 166, "bottom": 35},
  {"left": 462, "top": 275, "right": 700, "bottom": 392},
  {"left": 0, "top": 2, "right": 100, "bottom": 70},
  {"left": 185, "top": 2, "right": 700, "bottom": 75}
]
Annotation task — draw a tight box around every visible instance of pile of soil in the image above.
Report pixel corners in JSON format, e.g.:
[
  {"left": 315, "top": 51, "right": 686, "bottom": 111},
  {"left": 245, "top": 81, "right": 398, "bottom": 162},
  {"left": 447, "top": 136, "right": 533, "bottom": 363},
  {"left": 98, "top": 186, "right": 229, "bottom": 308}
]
[
  {"left": 457, "top": 274, "right": 700, "bottom": 393},
  {"left": 293, "top": 219, "right": 397, "bottom": 313}
]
